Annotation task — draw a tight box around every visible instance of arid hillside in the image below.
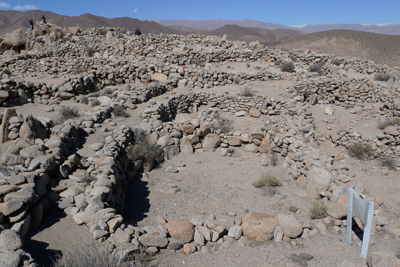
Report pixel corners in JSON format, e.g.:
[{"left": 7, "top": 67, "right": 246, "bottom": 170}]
[
  {"left": 0, "top": 10, "right": 179, "bottom": 36},
  {"left": 278, "top": 29, "right": 400, "bottom": 67},
  {"left": 207, "top": 25, "right": 303, "bottom": 45}
]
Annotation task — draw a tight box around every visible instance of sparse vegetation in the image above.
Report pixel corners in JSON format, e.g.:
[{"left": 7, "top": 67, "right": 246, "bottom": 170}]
[
  {"left": 55, "top": 106, "right": 80, "bottom": 124},
  {"left": 52, "top": 243, "right": 146, "bottom": 267},
  {"left": 126, "top": 129, "right": 163, "bottom": 165},
  {"left": 90, "top": 98, "right": 101, "bottom": 107},
  {"left": 347, "top": 143, "right": 374, "bottom": 160},
  {"left": 308, "top": 61, "right": 325, "bottom": 73},
  {"left": 379, "top": 157, "right": 398, "bottom": 170},
  {"left": 280, "top": 61, "right": 295, "bottom": 73},
  {"left": 332, "top": 58, "right": 341, "bottom": 66},
  {"left": 270, "top": 153, "right": 278, "bottom": 167},
  {"left": 309, "top": 201, "right": 327, "bottom": 219},
  {"left": 378, "top": 117, "right": 400, "bottom": 130},
  {"left": 112, "top": 104, "right": 129, "bottom": 117},
  {"left": 251, "top": 173, "right": 282, "bottom": 188},
  {"left": 85, "top": 46, "right": 95, "bottom": 57},
  {"left": 240, "top": 86, "right": 255, "bottom": 97},
  {"left": 374, "top": 72, "right": 391, "bottom": 82},
  {"left": 214, "top": 115, "right": 234, "bottom": 134}
]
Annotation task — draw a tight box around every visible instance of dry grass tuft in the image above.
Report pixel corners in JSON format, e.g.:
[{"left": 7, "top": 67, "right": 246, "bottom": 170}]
[
  {"left": 379, "top": 157, "right": 398, "bottom": 170},
  {"left": 252, "top": 173, "right": 282, "bottom": 188},
  {"left": 240, "top": 86, "right": 255, "bottom": 97},
  {"left": 280, "top": 61, "right": 295, "bottom": 73},
  {"left": 347, "top": 143, "right": 373, "bottom": 161},
  {"left": 374, "top": 72, "right": 391, "bottom": 81},
  {"left": 309, "top": 201, "right": 327, "bottom": 219}
]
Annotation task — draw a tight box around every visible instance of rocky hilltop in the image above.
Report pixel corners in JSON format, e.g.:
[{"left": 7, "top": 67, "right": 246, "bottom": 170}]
[{"left": 0, "top": 22, "right": 400, "bottom": 266}]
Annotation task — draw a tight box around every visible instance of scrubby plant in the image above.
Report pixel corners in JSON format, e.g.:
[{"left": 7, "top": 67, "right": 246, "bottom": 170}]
[
  {"left": 214, "top": 115, "right": 234, "bottom": 134},
  {"left": 52, "top": 243, "right": 148, "bottom": 267},
  {"left": 308, "top": 61, "right": 325, "bottom": 73},
  {"left": 126, "top": 129, "right": 163, "bottom": 166},
  {"left": 379, "top": 157, "right": 398, "bottom": 170},
  {"left": 78, "top": 96, "right": 89, "bottom": 104},
  {"left": 280, "top": 61, "right": 295, "bottom": 73},
  {"left": 55, "top": 106, "right": 80, "bottom": 124},
  {"left": 112, "top": 104, "right": 129, "bottom": 117},
  {"left": 347, "top": 143, "right": 374, "bottom": 161},
  {"left": 251, "top": 173, "right": 282, "bottom": 188},
  {"left": 374, "top": 72, "right": 391, "bottom": 82},
  {"left": 378, "top": 117, "right": 400, "bottom": 130},
  {"left": 332, "top": 58, "right": 341, "bottom": 66},
  {"left": 270, "top": 153, "right": 278, "bottom": 167},
  {"left": 90, "top": 98, "right": 101, "bottom": 107},
  {"left": 309, "top": 201, "right": 327, "bottom": 219},
  {"left": 85, "top": 46, "right": 95, "bottom": 57},
  {"left": 240, "top": 86, "right": 255, "bottom": 97}
]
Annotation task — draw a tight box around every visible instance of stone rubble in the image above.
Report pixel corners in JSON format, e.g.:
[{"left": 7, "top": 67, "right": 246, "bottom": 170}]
[{"left": 0, "top": 23, "right": 399, "bottom": 265}]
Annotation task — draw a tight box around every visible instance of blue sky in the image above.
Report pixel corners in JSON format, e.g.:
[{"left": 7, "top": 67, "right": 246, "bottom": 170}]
[{"left": 1, "top": 1, "right": 400, "bottom": 26}]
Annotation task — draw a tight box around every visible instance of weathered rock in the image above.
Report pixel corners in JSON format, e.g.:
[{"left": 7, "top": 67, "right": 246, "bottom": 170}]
[
  {"left": 180, "top": 136, "right": 194, "bottom": 154},
  {"left": 227, "top": 136, "right": 242, "bottom": 146},
  {"left": 0, "top": 229, "right": 22, "bottom": 252},
  {"left": 0, "top": 200, "right": 24, "bottom": 216},
  {"left": 0, "top": 108, "right": 18, "bottom": 143},
  {"left": 259, "top": 134, "right": 271, "bottom": 153},
  {"left": 249, "top": 108, "right": 261, "bottom": 118},
  {"left": 383, "top": 222, "right": 400, "bottom": 238},
  {"left": 19, "top": 115, "right": 47, "bottom": 141},
  {"left": 306, "top": 167, "right": 333, "bottom": 199},
  {"left": 164, "top": 220, "right": 194, "bottom": 243},
  {"left": 202, "top": 133, "right": 221, "bottom": 152},
  {"left": 368, "top": 251, "right": 400, "bottom": 267},
  {"left": 241, "top": 212, "right": 278, "bottom": 242},
  {"left": 228, "top": 225, "right": 243, "bottom": 240},
  {"left": 109, "top": 228, "right": 131, "bottom": 245},
  {"left": 167, "top": 238, "right": 184, "bottom": 250},
  {"left": 0, "top": 251, "right": 20, "bottom": 267},
  {"left": 139, "top": 234, "right": 168, "bottom": 248},
  {"left": 3, "top": 28, "right": 27, "bottom": 48},
  {"left": 326, "top": 202, "right": 347, "bottom": 219},
  {"left": 277, "top": 214, "right": 303, "bottom": 238}
]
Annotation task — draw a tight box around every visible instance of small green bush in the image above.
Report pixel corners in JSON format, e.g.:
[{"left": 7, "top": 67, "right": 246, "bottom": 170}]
[
  {"left": 240, "top": 86, "right": 255, "bottom": 97},
  {"left": 252, "top": 173, "right": 282, "bottom": 188},
  {"left": 374, "top": 73, "right": 391, "bottom": 82},
  {"left": 347, "top": 143, "right": 373, "bottom": 160},
  {"left": 310, "top": 201, "right": 327, "bottom": 219},
  {"left": 280, "top": 62, "right": 295, "bottom": 73}
]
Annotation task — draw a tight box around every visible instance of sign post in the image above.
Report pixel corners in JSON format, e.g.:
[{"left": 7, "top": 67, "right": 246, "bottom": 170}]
[{"left": 346, "top": 188, "right": 374, "bottom": 259}]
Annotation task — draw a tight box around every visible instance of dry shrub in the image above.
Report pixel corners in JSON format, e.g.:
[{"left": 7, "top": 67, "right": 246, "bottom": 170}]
[
  {"left": 214, "top": 115, "right": 234, "bottom": 134},
  {"left": 55, "top": 106, "right": 79, "bottom": 124},
  {"left": 347, "top": 143, "right": 374, "bottom": 161},
  {"left": 112, "top": 104, "right": 129, "bottom": 117},
  {"left": 379, "top": 157, "right": 398, "bottom": 170},
  {"left": 126, "top": 129, "right": 163, "bottom": 163},
  {"left": 374, "top": 72, "right": 391, "bottom": 81},
  {"left": 332, "top": 58, "right": 341, "bottom": 66},
  {"left": 85, "top": 46, "right": 95, "bottom": 57},
  {"left": 240, "top": 86, "right": 255, "bottom": 97},
  {"left": 270, "top": 153, "right": 278, "bottom": 167},
  {"left": 310, "top": 201, "right": 327, "bottom": 219},
  {"left": 280, "top": 61, "right": 295, "bottom": 73},
  {"left": 90, "top": 98, "right": 101, "bottom": 107},
  {"left": 378, "top": 117, "right": 400, "bottom": 130},
  {"left": 308, "top": 61, "right": 325, "bottom": 73},
  {"left": 252, "top": 173, "right": 282, "bottom": 188},
  {"left": 52, "top": 243, "right": 143, "bottom": 267}
]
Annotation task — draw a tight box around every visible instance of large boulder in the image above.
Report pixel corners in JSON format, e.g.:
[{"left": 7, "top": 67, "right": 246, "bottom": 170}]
[
  {"left": 2, "top": 28, "right": 27, "bottom": 50},
  {"left": 19, "top": 115, "right": 47, "bottom": 141},
  {"left": 164, "top": 220, "right": 194, "bottom": 243},
  {"left": 202, "top": 133, "right": 221, "bottom": 152},
  {"left": 241, "top": 212, "right": 277, "bottom": 242},
  {"left": 277, "top": 214, "right": 303, "bottom": 238}
]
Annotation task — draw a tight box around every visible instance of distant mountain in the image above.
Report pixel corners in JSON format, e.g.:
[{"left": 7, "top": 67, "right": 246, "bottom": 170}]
[
  {"left": 292, "top": 23, "right": 400, "bottom": 35},
  {"left": 208, "top": 25, "right": 303, "bottom": 45},
  {"left": 0, "top": 10, "right": 179, "bottom": 36},
  {"left": 278, "top": 29, "right": 400, "bottom": 66},
  {"left": 155, "top": 19, "right": 293, "bottom": 30}
]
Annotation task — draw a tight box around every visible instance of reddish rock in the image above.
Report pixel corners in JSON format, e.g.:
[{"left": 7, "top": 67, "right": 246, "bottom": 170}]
[
  {"left": 241, "top": 212, "right": 277, "bottom": 242},
  {"left": 165, "top": 220, "right": 194, "bottom": 243},
  {"left": 249, "top": 108, "right": 261, "bottom": 118},
  {"left": 259, "top": 134, "right": 271, "bottom": 153}
]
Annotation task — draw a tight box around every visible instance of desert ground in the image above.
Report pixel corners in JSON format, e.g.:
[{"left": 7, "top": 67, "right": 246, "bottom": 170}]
[{"left": 0, "top": 22, "right": 400, "bottom": 267}]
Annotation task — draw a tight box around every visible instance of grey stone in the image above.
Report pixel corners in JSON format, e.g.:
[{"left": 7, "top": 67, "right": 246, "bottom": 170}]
[
  {"left": 228, "top": 225, "right": 243, "bottom": 240},
  {"left": 138, "top": 234, "right": 168, "bottom": 248},
  {"left": 0, "top": 230, "right": 22, "bottom": 252}
]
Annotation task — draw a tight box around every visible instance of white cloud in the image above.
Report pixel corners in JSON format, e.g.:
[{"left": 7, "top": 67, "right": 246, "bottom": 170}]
[
  {"left": 290, "top": 24, "right": 308, "bottom": 28},
  {"left": 13, "top": 4, "right": 38, "bottom": 11},
  {"left": 0, "top": 2, "right": 10, "bottom": 9},
  {"left": 134, "top": 7, "right": 138, "bottom": 13}
]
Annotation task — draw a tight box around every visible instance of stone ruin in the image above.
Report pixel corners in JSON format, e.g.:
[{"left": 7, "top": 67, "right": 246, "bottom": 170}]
[{"left": 0, "top": 23, "right": 400, "bottom": 266}]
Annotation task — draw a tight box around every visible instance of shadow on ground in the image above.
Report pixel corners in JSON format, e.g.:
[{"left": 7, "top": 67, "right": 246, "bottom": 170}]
[
  {"left": 122, "top": 172, "right": 150, "bottom": 226},
  {"left": 23, "top": 204, "right": 65, "bottom": 267}
]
